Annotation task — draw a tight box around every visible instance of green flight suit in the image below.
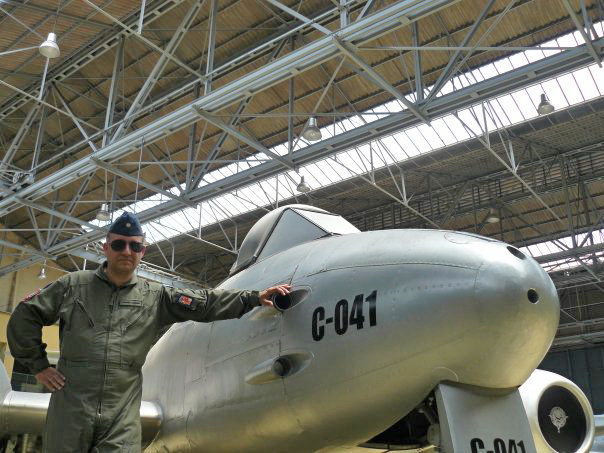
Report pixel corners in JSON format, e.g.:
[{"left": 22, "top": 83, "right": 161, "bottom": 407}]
[{"left": 7, "top": 264, "right": 260, "bottom": 453}]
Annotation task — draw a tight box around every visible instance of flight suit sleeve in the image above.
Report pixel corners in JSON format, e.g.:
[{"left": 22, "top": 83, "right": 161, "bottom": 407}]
[
  {"left": 7, "top": 277, "right": 68, "bottom": 374},
  {"left": 158, "top": 286, "right": 260, "bottom": 326}
]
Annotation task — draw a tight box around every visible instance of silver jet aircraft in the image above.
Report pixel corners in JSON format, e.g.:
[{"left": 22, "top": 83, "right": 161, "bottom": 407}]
[{"left": 0, "top": 204, "right": 601, "bottom": 452}]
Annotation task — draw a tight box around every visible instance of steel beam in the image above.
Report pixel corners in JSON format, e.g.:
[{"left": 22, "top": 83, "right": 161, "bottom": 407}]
[
  {"left": 103, "top": 36, "right": 125, "bottom": 147},
  {"left": 0, "top": 238, "right": 55, "bottom": 260},
  {"left": 46, "top": 173, "right": 95, "bottom": 248},
  {"left": 54, "top": 85, "right": 99, "bottom": 152},
  {"left": 194, "top": 110, "right": 295, "bottom": 169},
  {"left": 2, "top": 20, "right": 599, "bottom": 277},
  {"left": 111, "top": 0, "right": 206, "bottom": 142},
  {"left": 412, "top": 21, "right": 423, "bottom": 101},
  {"left": 561, "top": 0, "right": 602, "bottom": 67},
  {"left": 0, "top": 31, "right": 599, "bottom": 223},
  {"left": 30, "top": 95, "right": 49, "bottom": 173},
  {"left": 69, "top": 248, "right": 204, "bottom": 289},
  {"left": 81, "top": 0, "right": 205, "bottom": 83},
  {"left": 204, "top": 0, "right": 218, "bottom": 94},
  {"left": 91, "top": 158, "right": 196, "bottom": 208},
  {"left": 0, "top": 0, "right": 188, "bottom": 122},
  {"left": 333, "top": 37, "right": 429, "bottom": 123},
  {"left": 426, "top": 0, "right": 497, "bottom": 101},
  {"left": 266, "top": 0, "right": 332, "bottom": 35},
  {"left": 0, "top": 102, "right": 42, "bottom": 170}
]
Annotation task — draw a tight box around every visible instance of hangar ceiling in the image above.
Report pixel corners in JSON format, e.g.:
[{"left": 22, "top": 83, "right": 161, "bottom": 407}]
[{"left": 0, "top": 0, "right": 604, "bottom": 349}]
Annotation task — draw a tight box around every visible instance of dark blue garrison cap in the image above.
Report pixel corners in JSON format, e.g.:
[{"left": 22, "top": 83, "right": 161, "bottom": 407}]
[{"left": 108, "top": 212, "right": 144, "bottom": 237}]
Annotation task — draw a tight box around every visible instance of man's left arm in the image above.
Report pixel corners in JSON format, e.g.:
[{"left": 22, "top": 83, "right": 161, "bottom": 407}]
[{"left": 158, "top": 285, "right": 290, "bottom": 326}]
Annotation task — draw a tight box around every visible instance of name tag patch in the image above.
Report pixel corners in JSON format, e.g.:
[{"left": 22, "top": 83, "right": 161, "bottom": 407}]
[
  {"left": 119, "top": 299, "right": 143, "bottom": 307},
  {"left": 174, "top": 293, "right": 199, "bottom": 310}
]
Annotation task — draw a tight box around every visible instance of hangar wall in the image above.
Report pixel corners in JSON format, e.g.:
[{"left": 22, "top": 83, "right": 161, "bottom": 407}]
[
  {"left": 0, "top": 227, "right": 65, "bottom": 313},
  {"left": 541, "top": 345, "right": 604, "bottom": 413},
  {"left": 0, "top": 227, "right": 63, "bottom": 378}
]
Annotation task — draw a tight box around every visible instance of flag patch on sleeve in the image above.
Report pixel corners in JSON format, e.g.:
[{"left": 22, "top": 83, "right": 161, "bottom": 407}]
[
  {"left": 174, "top": 293, "right": 198, "bottom": 310},
  {"left": 22, "top": 288, "right": 41, "bottom": 302}
]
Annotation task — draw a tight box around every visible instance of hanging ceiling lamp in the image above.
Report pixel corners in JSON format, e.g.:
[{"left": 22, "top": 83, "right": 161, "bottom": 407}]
[
  {"left": 537, "top": 93, "right": 554, "bottom": 115},
  {"left": 296, "top": 175, "right": 311, "bottom": 193},
  {"left": 485, "top": 207, "right": 500, "bottom": 224},
  {"left": 37, "top": 266, "right": 47, "bottom": 280},
  {"left": 96, "top": 203, "right": 111, "bottom": 221},
  {"left": 39, "top": 33, "right": 60, "bottom": 59},
  {"left": 302, "top": 117, "right": 322, "bottom": 141}
]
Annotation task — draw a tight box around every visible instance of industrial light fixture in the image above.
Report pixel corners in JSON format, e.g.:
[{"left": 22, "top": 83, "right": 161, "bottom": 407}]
[
  {"left": 537, "top": 93, "right": 554, "bottom": 115},
  {"left": 302, "top": 117, "right": 322, "bottom": 142},
  {"left": 296, "top": 175, "right": 311, "bottom": 193},
  {"left": 37, "top": 266, "right": 47, "bottom": 280},
  {"left": 39, "top": 33, "right": 60, "bottom": 59},
  {"left": 96, "top": 203, "right": 111, "bottom": 221},
  {"left": 485, "top": 207, "right": 500, "bottom": 224}
]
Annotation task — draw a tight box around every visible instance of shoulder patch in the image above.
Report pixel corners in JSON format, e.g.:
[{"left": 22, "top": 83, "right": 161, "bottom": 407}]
[
  {"left": 173, "top": 293, "right": 199, "bottom": 310},
  {"left": 22, "top": 288, "right": 41, "bottom": 302}
]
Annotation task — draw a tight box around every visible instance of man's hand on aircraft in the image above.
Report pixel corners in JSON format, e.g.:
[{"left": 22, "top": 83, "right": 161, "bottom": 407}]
[
  {"left": 35, "top": 367, "right": 65, "bottom": 392},
  {"left": 259, "top": 284, "right": 292, "bottom": 307}
]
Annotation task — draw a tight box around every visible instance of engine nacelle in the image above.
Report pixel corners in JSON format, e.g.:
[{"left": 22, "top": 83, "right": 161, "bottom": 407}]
[{"left": 519, "top": 369, "right": 594, "bottom": 453}]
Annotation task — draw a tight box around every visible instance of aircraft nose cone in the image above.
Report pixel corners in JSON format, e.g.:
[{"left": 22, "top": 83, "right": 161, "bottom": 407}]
[{"left": 471, "top": 245, "right": 559, "bottom": 387}]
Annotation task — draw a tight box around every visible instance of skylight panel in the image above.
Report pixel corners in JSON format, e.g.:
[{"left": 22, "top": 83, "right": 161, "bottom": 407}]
[
  {"left": 384, "top": 100, "right": 403, "bottom": 113},
  {"left": 478, "top": 63, "right": 499, "bottom": 81},
  {"left": 336, "top": 149, "right": 365, "bottom": 173},
  {"left": 244, "top": 185, "right": 268, "bottom": 206},
  {"left": 417, "top": 124, "right": 444, "bottom": 149},
  {"left": 557, "top": 33, "right": 578, "bottom": 49},
  {"left": 487, "top": 98, "right": 513, "bottom": 127},
  {"left": 374, "top": 142, "right": 397, "bottom": 166},
  {"left": 511, "top": 89, "right": 538, "bottom": 121},
  {"left": 439, "top": 79, "right": 455, "bottom": 96},
  {"left": 468, "top": 66, "right": 485, "bottom": 83},
  {"left": 588, "top": 66, "right": 604, "bottom": 95},
  {"left": 573, "top": 67, "right": 600, "bottom": 100},
  {"left": 404, "top": 127, "right": 432, "bottom": 153},
  {"left": 304, "top": 163, "right": 329, "bottom": 186},
  {"left": 557, "top": 73, "right": 584, "bottom": 104},
  {"left": 525, "top": 48, "right": 544, "bottom": 63},
  {"left": 314, "top": 160, "right": 338, "bottom": 184},
  {"left": 107, "top": 22, "right": 604, "bottom": 250},
  {"left": 430, "top": 118, "right": 457, "bottom": 145},
  {"left": 493, "top": 58, "right": 514, "bottom": 75},
  {"left": 222, "top": 194, "right": 246, "bottom": 214},
  {"left": 496, "top": 94, "right": 525, "bottom": 124},
  {"left": 456, "top": 108, "right": 483, "bottom": 136}
]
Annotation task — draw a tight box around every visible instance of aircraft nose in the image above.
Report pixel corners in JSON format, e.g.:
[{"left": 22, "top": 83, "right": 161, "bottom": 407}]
[{"left": 471, "top": 244, "right": 559, "bottom": 387}]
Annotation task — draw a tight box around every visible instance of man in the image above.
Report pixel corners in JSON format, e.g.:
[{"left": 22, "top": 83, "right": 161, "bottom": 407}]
[{"left": 7, "top": 212, "right": 290, "bottom": 452}]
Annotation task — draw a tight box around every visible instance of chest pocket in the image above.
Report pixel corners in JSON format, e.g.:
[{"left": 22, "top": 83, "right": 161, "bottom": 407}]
[
  {"left": 118, "top": 296, "right": 157, "bottom": 367},
  {"left": 61, "top": 299, "right": 96, "bottom": 360},
  {"left": 118, "top": 298, "right": 146, "bottom": 333}
]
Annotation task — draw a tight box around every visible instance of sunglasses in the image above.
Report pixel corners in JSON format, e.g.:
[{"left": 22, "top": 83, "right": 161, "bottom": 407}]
[{"left": 109, "top": 239, "right": 145, "bottom": 253}]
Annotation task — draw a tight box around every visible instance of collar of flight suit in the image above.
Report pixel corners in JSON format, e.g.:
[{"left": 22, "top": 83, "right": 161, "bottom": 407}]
[{"left": 95, "top": 261, "right": 140, "bottom": 288}]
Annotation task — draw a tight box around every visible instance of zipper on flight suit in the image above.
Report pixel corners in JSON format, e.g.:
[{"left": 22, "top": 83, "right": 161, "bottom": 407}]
[
  {"left": 75, "top": 299, "right": 95, "bottom": 327},
  {"left": 98, "top": 289, "right": 118, "bottom": 416}
]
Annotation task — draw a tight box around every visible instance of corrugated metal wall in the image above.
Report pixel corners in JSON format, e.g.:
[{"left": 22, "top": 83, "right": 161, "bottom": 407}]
[{"left": 540, "top": 346, "right": 604, "bottom": 413}]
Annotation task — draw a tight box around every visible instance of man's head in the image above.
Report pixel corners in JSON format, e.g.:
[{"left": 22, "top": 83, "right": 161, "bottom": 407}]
[{"left": 103, "top": 212, "right": 146, "bottom": 277}]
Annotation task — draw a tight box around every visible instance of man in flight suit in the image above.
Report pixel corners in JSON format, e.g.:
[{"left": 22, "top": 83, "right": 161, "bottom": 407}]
[{"left": 7, "top": 212, "right": 290, "bottom": 452}]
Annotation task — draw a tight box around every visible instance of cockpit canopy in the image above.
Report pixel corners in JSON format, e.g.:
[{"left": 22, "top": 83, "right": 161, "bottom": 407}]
[{"left": 229, "top": 204, "right": 359, "bottom": 276}]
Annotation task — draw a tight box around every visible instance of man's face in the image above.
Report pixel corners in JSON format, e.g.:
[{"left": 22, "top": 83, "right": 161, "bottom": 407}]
[{"left": 103, "top": 233, "right": 146, "bottom": 275}]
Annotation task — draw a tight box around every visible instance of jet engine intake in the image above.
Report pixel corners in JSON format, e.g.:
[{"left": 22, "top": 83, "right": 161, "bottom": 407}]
[
  {"left": 271, "top": 287, "right": 310, "bottom": 311},
  {"left": 519, "top": 369, "right": 595, "bottom": 453}
]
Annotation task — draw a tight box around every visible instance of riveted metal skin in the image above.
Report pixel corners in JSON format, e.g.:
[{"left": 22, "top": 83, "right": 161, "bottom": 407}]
[
  {"left": 141, "top": 227, "right": 559, "bottom": 452},
  {"left": 0, "top": 211, "right": 564, "bottom": 452}
]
